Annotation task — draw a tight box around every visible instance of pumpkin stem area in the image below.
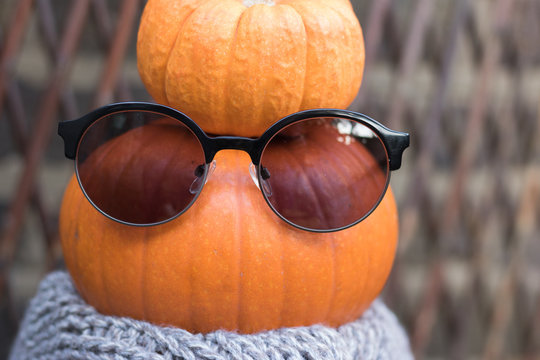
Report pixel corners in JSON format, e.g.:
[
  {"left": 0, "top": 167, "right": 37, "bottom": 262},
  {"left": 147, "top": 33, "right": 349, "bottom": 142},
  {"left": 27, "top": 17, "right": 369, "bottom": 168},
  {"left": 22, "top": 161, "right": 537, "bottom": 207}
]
[{"left": 243, "top": 0, "right": 275, "bottom": 7}]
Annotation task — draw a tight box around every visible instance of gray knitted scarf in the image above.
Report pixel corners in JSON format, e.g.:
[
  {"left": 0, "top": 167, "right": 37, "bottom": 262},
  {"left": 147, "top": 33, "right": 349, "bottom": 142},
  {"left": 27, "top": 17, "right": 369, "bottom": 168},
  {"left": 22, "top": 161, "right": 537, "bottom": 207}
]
[{"left": 10, "top": 272, "right": 413, "bottom": 360}]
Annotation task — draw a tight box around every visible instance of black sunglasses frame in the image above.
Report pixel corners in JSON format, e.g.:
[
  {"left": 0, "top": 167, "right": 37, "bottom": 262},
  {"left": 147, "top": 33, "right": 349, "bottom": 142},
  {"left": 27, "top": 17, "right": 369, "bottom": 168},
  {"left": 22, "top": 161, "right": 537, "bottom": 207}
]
[{"left": 58, "top": 102, "right": 409, "bottom": 232}]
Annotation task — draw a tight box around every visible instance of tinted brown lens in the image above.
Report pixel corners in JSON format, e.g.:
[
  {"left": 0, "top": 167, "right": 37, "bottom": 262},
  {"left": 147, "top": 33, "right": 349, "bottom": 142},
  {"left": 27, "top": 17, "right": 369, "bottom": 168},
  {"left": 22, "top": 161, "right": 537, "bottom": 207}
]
[
  {"left": 260, "top": 117, "right": 389, "bottom": 231},
  {"left": 76, "top": 111, "right": 205, "bottom": 224}
]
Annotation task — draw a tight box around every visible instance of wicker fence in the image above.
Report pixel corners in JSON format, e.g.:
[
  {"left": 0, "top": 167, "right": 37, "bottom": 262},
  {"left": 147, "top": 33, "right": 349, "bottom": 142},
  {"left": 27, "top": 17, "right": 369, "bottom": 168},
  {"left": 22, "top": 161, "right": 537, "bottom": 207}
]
[{"left": 1, "top": 0, "right": 539, "bottom": 359}]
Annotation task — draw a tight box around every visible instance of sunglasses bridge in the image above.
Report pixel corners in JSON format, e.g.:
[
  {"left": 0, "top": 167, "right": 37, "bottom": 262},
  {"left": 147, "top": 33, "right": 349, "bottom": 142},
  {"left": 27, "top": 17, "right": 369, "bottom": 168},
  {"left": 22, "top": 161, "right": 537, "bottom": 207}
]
[
  {"left": 201, "top": 136, "right": 260, "bottom": 163},
  {"left": 194, "top": 135, "right": 272, "bottom": 195}
]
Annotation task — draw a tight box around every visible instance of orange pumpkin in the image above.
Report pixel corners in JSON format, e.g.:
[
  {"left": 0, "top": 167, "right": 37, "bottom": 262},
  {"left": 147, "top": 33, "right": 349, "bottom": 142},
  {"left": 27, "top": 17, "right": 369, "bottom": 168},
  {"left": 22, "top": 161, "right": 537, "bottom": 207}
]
[
  {"left": 137, "top": 0, "right": 365, "bottom": 137},
  {"left": 59, "top": 121, "right": 398, "bottom": 334}
]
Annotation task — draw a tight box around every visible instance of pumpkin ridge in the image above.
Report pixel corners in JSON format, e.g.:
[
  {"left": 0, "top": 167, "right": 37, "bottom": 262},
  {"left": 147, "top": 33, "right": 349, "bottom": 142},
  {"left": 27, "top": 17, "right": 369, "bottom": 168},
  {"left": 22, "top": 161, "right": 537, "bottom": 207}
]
[
  {"left": 80, "top": 127, "right": 136, "bottom": 220},
  {"left": 317, "top": 136, "right": 381, "bottom": 213},
  {"left": 284, "top": 1, "right": 327, "bottom": 111},
  {"left": 78, "top": 127, "right": 120, "bottom": 207},
  {"left": 352, "top": 240, "right": 372, "bottom": 319},
  {"left": 318, "top": 135, "right": 384, "bottom": 210},
  {"left": 164, "top": 6, "right": 200, "bottom": 107},
  {"left": 145, "top": 158, "right": 173, "bottom": 222},
  {"left": 88, "top": 137, "right": 130, "bottom": 315},
  {"left": 67, "top": 178, "right": 85, "bottom": 300},
  {"left": 320, "top": 1, "right": 364, "bottom": 105},
  {"left": 188, "top": 237, "right": 196, "bottom": 332},
  {"left": 324, "top": 234, "right": 337, "bottom": 324},
  {"left": 333, "top": 7, "right": 357, "bottom": 106},
  {"left": 308, "top": 141, "right": 379, "bottom": 322},
  {"left": 312, "top": 2, "right": 350, "bottom": 107},
  {"left": 282, "top": 146, "right": 330, "bottom": 228},
  {"left": 281, "top": 3, "right": 308, "bottom": 111},
  {"left": 146, "top": 134, "right": 182, "bottom": 220},
  {"left": 140, "top": 226, "right": 148, "bottom": 321},
  {"left": 335, "top": 138, "right": 387, "bottom": 207},
  {"left": 315, "top": 137, "right": 355, "bottom": 191},
  {"left": 98, "top": 222, "right": 112, "bottom": 314},
  {"left": 233, "top": 154, "right": 244, "bottom": 331},
  {"left": 223, "top": 7, "right": 247, "bottom": 134},
  {"left": 108, "top": 139, "right": 142, "bottom": 215},
  {"left": 278, "top": 215, "right": 285, "bottom": 327},
  {"left": 255, "top": 5, "right": 305, "bottom": 130}
]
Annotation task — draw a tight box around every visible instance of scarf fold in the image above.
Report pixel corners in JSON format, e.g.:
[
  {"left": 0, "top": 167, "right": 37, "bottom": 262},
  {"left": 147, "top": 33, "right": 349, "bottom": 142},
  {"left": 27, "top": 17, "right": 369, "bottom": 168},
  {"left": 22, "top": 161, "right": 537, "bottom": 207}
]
[{"left": 10, "top": 271, "right": 412, "bottom": 360}]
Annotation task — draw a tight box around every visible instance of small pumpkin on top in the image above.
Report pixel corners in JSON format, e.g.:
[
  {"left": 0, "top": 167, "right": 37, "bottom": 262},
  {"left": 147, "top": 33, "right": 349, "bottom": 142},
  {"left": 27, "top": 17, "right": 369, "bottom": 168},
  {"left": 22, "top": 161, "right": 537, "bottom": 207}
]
[{"left": 137, "top": 0, "right": 365, "bottom": 136}]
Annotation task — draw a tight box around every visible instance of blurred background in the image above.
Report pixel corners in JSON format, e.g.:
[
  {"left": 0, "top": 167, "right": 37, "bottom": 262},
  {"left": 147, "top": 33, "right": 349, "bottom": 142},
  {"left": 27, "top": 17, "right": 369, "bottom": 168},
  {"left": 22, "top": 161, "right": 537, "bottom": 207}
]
[{"left": 0, "top": 0, "right": 539, "bottom": 358}]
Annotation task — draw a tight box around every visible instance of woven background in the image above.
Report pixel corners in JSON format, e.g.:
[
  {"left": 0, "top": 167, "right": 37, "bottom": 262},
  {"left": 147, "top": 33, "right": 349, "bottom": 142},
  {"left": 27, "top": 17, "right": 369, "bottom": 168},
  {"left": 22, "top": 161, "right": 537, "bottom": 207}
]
[{"left": 1, "top": 0, "right": 539, "bottom": 359}]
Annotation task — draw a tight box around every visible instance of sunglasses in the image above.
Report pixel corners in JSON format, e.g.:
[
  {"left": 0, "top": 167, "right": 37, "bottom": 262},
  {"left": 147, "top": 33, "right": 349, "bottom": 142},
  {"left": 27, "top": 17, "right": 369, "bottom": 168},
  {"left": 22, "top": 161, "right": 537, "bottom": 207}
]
[{"left": 58, "top": 102, "right": 409, "bottom": 232}]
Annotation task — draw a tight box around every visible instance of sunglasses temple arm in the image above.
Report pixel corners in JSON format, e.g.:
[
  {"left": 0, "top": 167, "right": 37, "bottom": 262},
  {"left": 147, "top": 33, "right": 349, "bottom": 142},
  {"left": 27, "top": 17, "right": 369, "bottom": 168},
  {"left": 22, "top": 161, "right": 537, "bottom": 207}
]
[
  {"left": 58, "top": 119, "right": 85, "bottom": 159},
  {"left": 386, "top": 132, "right": 410, "bottom": 171}
]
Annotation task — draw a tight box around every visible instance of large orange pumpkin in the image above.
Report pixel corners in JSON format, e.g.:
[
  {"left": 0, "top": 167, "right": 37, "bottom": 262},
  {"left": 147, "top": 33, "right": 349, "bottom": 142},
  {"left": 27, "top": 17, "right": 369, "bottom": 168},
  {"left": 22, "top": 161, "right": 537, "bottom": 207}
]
[
  {"left": 137, "top": 0, "right": 365, "bottom": 137},
  {"left": 59, "top": 121, "right": 399, "bottom": 334}
]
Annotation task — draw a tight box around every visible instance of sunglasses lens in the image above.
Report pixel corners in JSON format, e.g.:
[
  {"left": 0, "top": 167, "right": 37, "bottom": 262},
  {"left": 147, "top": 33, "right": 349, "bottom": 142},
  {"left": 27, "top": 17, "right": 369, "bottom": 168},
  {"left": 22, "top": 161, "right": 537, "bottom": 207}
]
[
  {"left": 260, "top": 117, "right": 389, "bottom": 231},
  {"left": 76, "top": 111, "right": 206, "bottom": 225}
]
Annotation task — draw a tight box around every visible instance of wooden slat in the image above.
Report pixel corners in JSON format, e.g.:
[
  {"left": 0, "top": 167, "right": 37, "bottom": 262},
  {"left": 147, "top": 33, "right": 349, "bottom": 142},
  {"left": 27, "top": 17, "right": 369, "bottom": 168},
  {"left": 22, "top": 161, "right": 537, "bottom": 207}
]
[{"left": 0, "top": 0, "right": 91, "bottom": 299}]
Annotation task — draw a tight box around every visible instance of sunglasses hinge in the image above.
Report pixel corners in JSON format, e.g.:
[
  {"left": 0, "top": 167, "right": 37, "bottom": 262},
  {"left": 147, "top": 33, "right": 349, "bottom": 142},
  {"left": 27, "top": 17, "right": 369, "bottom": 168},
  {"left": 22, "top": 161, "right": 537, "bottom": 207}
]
[{"left": 386, "top": 132, "right": 410, "bottom": 171}]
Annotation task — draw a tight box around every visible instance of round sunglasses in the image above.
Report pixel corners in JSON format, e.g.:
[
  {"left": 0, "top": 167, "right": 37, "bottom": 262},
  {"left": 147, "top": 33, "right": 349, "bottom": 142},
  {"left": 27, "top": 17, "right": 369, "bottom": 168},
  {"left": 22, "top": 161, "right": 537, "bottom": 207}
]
[{"left": 58, "top": 102, "right": 409, "bottom": 232}]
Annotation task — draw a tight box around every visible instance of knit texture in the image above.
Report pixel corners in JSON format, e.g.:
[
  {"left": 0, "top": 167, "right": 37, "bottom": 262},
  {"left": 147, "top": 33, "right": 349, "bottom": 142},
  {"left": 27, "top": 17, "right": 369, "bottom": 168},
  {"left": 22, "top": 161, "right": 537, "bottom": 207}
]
[{"left": 10, "top": 271, "right": 413, "bottom": 360}]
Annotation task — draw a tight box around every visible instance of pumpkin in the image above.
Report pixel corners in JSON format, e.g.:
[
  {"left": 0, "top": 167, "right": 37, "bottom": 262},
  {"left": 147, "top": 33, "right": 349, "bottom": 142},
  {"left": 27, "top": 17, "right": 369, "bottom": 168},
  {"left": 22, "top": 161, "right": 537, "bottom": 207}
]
[
  {"left": 136, "top": 0, "right": 365, "bottom": 137},
  {"left": 59, "top": 121, "right": 398, "bottom": 334}
]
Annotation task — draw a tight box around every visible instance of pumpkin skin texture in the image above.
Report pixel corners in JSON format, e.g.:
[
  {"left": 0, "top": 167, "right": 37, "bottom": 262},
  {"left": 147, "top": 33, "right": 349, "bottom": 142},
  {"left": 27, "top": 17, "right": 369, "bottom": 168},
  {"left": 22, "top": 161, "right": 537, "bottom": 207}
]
[
  {"left": 137, "top": 0, "right": 365, "bottom": 137},
  {"left": 60, "top": 122, "right": 398, "bottom": 334}
]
